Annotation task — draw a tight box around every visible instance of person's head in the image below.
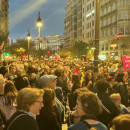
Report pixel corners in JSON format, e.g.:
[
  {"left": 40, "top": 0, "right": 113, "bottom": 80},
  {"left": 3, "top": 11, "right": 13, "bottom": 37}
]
[
  {"left": 112, "top": 114, "right": 130, "bottom": 130},
  {"left": 43, "top": 88, "right": 56, "bottom": 110},
  {"left": 0, "top": 74, "right": 5, "bottom": 94},
  {"left": 4, "top": 80, "right": 17, "bottom": 95},
  {"left": 96, "top": 80, "right": 110, "bottom": 93},
  {"left": 17, "top": 88, "right": 44, "bottom": 115},
  {"left": 38, "top": 75, "right": 57, "bottom": 89},
  {"left": 10, "top": 66, "right": 17, "bottom": 74},
  {"left": 54, "top": 69, "right": 62, "bottom": 77},
  {"left": 115, "top": 73, "right": 124, "bottom": 83},
  {"left": 0, "top": 67, "right": 8, "bottom": 78},
  {"left": 110, "top": 93, "right": 121, "bottom": 106},
  {"left": 16, "top": 70, "right": 26, "bottom": 77},
  {"left": 75, "top": 91, "right": 102, "bottom": 117},
  {"left": 72, "top": 87, "right": 90, "bottom": 110},
  {"left": 84, "top": 70, "right": 94, "bottom": 82},
  {"left": 75, "top": 63, "right": 81, "bottom": 71},
  {"left": 3, "top": 61, "right": 8, "bottom": 66},
  {"left": 72, "top": 74, "right": 80, "bottom": 84}
]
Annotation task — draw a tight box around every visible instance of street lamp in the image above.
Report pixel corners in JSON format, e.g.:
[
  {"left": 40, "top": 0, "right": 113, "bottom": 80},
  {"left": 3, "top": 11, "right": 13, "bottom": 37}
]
[
  {"left": 27, "top": 30, "right": 31, "bottom": 61},
  {"left": 91, "top": 47, "right": 96, "bottom": 61},
  {"left": 36, "top": 12, "right": 43, "bottom": 60},
  {"left": 111, "top": 44, "right": 117, "bottom": 58}
]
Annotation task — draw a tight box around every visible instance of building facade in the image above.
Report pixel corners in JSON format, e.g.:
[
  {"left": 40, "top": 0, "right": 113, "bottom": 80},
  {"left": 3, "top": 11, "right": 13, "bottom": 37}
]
[
  {"left": 44, "top": 35, "right": 64, "bottom": 52},
  {"left": 0, "top": 0, "right": 9, "bottom": 44},
  {"left": 100, "top": 0, "right": 130, "bottom": 59},
  {"left": 64, "top": 0, "right": 130, "bottom": 59},
  {"left": 64, "top": 0, "right": 82, "bottom": 48}
]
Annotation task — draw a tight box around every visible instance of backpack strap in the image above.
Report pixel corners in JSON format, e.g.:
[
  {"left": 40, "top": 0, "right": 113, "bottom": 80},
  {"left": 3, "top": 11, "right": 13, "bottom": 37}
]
[{"left": 7, "top": 114, "right": 27, "bottom": 130}]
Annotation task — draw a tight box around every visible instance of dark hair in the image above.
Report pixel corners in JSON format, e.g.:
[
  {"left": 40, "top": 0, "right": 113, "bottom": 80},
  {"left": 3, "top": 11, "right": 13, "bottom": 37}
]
[
  {"left": 3, "top": 61, "right": 8, "bottom": 66},
  {"left": 72, "top": 74, "right": 80, "bottom": 84},
  {"left": 96, "top": 80, "right": 110, "bottom": 93},
  {"left": 4, "top": 81, "right": 18, "bottom": 105},
  {"left": 54, "top": 69, "right": 61, "bottom": 77},
  {"left": 115, "top": 73, "right": 124, "bottom": 83},
  {"left": 78, "top": 91, "right": 102, "bottom": 115},
  {"left": 43, "top": 88, "right": 55, "bottom": 111},
  {"left": 112, "top": 114, "right": 130, "bottom": 130},
  {"left": 0, "top": 67, "right": 8, "bottom": 76}
]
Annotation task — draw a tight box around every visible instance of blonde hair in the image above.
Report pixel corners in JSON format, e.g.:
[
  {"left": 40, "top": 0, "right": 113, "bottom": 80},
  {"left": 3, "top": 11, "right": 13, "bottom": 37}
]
[
  {"left": 110, "top": 93, "right": 121, "bottom": 101},
  {"left": 17, "top": 88, "right": 44, "bottom": 111}
]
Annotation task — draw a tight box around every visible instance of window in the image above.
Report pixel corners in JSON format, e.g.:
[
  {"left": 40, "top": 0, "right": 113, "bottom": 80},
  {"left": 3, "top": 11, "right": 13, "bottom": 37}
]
[{"left": 92, "top": 20, "right": 94, "bottom": 26}]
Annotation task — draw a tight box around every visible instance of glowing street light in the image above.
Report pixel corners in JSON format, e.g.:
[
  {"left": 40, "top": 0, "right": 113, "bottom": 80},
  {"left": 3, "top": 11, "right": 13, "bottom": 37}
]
[
  {"left": 27, "top": 30, "right": 31, "bottom": 61},
  {"left": 36, "top": 12, "right": 43, "bottom": 60},
  {"left": 111, "top": 44, "right": 117, "bottom": 58}
]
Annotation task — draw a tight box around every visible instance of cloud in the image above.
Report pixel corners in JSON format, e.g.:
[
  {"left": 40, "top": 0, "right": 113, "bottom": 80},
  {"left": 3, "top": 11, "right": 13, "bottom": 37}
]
[{"left": 10, "top": 0, "right": 48, "bottom": 30}]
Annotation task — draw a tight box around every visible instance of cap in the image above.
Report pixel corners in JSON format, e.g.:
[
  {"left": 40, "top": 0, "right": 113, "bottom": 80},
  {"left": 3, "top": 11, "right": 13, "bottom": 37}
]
[{"left": 38, "top": 75, "right": 57, "bottom": 87}]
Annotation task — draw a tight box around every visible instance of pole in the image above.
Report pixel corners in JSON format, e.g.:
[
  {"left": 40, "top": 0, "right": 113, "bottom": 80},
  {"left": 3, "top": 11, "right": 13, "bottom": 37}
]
[
  {"left": 94, "top": 0, "right": 100, "bottom": 72},
  {"left": 38, "top": 26, "right": 41, "bottom": 60},
  {"left": 28, "top": 39, "right": 30, "bottom": 61}
]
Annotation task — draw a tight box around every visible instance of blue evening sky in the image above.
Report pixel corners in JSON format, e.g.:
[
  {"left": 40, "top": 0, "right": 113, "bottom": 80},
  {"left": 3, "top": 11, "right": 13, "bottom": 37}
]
[{"left": 9, "top": 0, "right": 67, "bottom": 40}]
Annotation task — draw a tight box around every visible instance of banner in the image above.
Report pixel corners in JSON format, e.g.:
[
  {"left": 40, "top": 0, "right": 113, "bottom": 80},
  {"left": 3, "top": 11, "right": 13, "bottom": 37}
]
[{"left": 122, "top": 55, "right": 130, "bottom": 71}]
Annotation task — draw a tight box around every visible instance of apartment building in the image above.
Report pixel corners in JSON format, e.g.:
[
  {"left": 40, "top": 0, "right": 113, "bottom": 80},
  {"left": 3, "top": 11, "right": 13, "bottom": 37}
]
[
  {"left": 64, "top": 0, "right": 82, "bottom": 48},
  {"left": 82, "top": 0, "right": 96, "bottom": 45},
  {"left": 44, "top": 35, "right": 64, "bottom": 52},
  {"left": 100, "top": 0, "right": 130, "bottom": 59},
  {"left": 0, "top": 0, "right": 9, "bottom": 44}
]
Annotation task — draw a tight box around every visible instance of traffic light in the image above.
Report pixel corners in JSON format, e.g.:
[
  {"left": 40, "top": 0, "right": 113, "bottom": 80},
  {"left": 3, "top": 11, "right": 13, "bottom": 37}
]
[{"left": 116, "top": 34, "right": 120, "bottom": 39}]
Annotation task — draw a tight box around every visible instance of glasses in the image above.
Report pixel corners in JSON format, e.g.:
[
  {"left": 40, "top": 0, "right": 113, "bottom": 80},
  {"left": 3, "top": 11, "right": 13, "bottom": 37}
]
[{"left": 36, "top": 100, "right": 43, "bottom": 104}]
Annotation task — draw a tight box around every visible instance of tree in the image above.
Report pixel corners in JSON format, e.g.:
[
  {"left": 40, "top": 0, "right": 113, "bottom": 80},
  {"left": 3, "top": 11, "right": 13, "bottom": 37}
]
[
  {"left": 5, "top": 39, "right": 36, "bottom": 57},
  {"left": 71, "top": 40, "right": 90, "bottom": 57}
]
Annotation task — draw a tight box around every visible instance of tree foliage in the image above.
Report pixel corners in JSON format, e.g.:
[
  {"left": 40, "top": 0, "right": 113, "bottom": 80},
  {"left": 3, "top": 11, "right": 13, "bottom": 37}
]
[
  {"left": 71, "top": 41, "right": 90, "bottom": 57},
  {"left": 5, "top": 39, "right": 36, "bottom": 56}
]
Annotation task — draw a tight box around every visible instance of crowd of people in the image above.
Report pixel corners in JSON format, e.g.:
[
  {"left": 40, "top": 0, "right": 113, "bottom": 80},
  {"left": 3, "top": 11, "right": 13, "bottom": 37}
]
[{"left": 0, "top": 59, "right": 130, "bottom": 130}]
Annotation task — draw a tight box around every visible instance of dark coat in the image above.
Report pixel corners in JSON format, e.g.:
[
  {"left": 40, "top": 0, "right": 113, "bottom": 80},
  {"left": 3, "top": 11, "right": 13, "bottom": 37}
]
[
  {"left": 4, "top": 111, "right": 39, "bottom": 130},
  {"left": 36, "top": 107, "right": 60, "bottom": 130},
  {"left": 97, "top": 92, "right": 120, "bottom": 126}
]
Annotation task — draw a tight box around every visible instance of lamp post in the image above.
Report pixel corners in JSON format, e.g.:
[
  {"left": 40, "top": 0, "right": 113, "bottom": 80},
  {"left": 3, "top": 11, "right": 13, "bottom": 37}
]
[
  {"left": 27, "top": 30, "right": 31, "bottom": 61},
  {"left": 91, "top": 47, "right": 96, "bottom": 61},
  {"left": 111, "top": 44, "right": 117, "bottom": 59},
  {"left": 36, "top": 12, "right": 43, "bottom": 60}
]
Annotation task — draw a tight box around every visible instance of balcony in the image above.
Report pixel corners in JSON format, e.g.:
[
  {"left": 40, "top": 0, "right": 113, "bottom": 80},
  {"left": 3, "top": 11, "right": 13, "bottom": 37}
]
[
  {"left": 101, "top": 2, "right": 109, "bottom": 8},
  {"left": 100, "top": 9, "right": 117, "bottom": 19}
]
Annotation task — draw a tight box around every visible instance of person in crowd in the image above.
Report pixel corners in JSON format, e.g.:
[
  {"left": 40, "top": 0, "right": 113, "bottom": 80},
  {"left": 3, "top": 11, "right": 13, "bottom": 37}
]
[
  {"left": 0, "top": 81, "right": 18, "bottom": 119},
  {"left": 0, "top": 67, "right": 8, "bottom": 79},
  {"left": 14, "top": 70, "right": 30, "bottom": 91},
  {"left": 115, "top": 73, "right": 129, "bottom": 107},
  {"left": 110, "top": 93, "right": 130, "bottom": 114},
  {"left": 82, "top": 70, "right": 95, "bottom": 92},
  {"left": 37, "top": 88, "right": 61, "bottom": 130},
  {"left": 112, "top": 114, "right": 130, "bottom": 130},
  {"left": 96, "top": 80, "right": 120, "bottom": 127},
  {"left": 67, "top": 87, "right": 90, "bottom": 126},
  {"left": 38, "top": 75, "right": 64, "bottom": 128},
  {"left": 68, "top": 91, "right": 108, "bottom": 130},
  {"left": 8, "top": 66, "right": 17, "bottom": 81},
  {"left": 4, "top": 88, "right": 44, "bottom": 130},
  {"left": 0, "top": 75, "right": 5, "bottom": 96},
  {"left": 27, "top": 66, "right": 38, "bottom": 88},
  {"left": 72, "top": 63, "right": 82, "bottom": 78},
  {"left": 69, "top": 74, "right": 80, "bottom": 110},
  {"left": 0, "top": 104, "right": 7, "bottom": 130}
]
